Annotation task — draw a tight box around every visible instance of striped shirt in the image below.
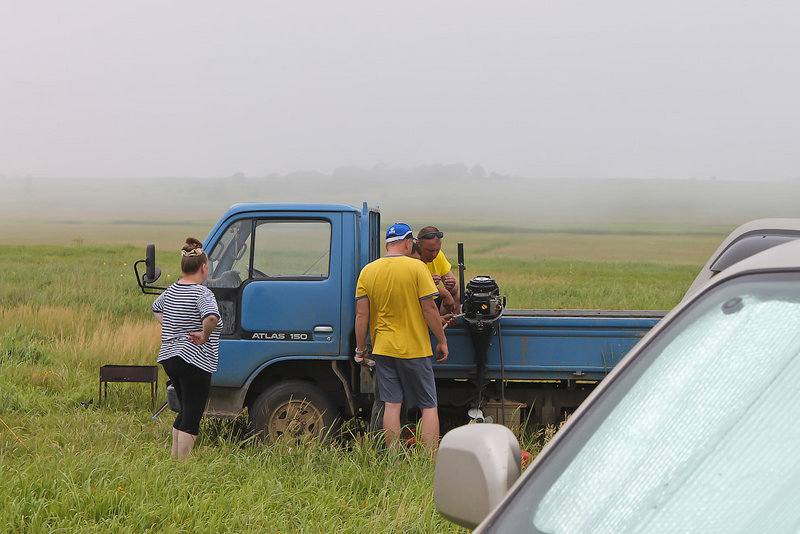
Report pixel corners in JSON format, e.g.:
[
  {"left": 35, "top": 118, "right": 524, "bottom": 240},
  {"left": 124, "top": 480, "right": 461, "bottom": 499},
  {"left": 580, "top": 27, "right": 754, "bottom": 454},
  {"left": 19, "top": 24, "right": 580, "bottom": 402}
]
[{"left": 152, "top": 283, "right": 223, "bottom": 373}]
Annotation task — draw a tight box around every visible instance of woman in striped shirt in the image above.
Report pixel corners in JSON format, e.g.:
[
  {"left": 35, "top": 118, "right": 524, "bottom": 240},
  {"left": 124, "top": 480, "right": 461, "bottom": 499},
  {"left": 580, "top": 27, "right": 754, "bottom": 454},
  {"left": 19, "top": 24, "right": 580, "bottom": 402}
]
[{"left": 152, "top": 237, "right": 222, "bottom": 459}]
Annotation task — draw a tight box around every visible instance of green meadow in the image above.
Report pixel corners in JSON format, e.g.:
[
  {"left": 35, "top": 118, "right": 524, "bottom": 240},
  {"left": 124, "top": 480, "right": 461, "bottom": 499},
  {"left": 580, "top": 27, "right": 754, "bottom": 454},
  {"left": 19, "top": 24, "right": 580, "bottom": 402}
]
[
  {"left": 1, "top": 239, "right": 708, "bottom": 532},
  {"left": 2, "top": 175, "right": 797, "bottom": 532}
]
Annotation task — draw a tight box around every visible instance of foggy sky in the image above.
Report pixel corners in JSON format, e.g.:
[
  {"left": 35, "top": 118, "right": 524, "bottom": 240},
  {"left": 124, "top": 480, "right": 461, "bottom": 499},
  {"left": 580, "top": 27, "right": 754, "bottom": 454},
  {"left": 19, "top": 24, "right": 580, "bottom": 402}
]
[{"left": 2, "top": 1, "right": 799, "bottom": 181}]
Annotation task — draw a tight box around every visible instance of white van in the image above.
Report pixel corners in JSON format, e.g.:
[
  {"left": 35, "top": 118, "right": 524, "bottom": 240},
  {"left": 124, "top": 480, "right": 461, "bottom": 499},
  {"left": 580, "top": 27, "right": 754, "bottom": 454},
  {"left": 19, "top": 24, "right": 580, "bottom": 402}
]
[{"left": 435, "top": 230, "right": 800, "bottom": 533}]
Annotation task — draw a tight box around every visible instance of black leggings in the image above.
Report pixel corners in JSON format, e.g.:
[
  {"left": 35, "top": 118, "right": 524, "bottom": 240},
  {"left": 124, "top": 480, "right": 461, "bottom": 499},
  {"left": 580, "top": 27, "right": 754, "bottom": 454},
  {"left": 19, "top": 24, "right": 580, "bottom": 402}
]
[{"left": 160, "top": 357, "right": 212, "bottom": 436}]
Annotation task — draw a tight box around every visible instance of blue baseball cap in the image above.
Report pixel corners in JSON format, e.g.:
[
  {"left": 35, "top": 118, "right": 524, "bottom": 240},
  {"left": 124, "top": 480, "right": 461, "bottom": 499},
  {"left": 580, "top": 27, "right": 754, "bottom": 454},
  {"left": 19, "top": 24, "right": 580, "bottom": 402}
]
[{"left": 386, "top": 223, "right": 413, "bottom": 243}]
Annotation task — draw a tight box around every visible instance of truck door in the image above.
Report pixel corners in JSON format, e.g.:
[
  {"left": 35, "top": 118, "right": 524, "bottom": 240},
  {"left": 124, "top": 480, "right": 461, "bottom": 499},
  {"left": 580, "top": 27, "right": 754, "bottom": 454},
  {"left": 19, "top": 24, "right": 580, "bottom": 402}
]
[{"left": 205, "top": 213, "right": 342, "bottom": 387}]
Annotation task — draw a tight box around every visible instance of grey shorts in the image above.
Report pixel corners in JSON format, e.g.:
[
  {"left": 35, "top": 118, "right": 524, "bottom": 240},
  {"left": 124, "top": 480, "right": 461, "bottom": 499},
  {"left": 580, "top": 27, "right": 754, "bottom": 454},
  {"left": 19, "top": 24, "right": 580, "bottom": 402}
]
[{"left": 373, "top": 354, "right": 437, "bottom": 410}]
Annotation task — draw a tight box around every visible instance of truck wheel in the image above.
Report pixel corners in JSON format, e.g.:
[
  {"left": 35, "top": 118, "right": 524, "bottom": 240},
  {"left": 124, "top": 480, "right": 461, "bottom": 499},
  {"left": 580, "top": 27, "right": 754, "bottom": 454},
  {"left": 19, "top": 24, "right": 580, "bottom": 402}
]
[{"left": 248, "top": 380, "right": 339, "bottom": 443}]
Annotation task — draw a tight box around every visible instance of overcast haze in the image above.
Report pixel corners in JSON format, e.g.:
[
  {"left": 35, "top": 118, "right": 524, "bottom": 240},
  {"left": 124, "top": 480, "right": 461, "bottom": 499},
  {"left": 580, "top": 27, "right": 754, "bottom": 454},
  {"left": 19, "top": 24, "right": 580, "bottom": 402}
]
[{"left": 2, "top": 1, "right": 799, "bottom": 181}]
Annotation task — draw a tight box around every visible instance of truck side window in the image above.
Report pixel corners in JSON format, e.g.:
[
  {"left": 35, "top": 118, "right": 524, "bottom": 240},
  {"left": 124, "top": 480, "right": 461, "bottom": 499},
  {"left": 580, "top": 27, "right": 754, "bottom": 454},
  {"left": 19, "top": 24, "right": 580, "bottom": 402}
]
[{"left": 251, "top": 220, "right": 331, "bottom": 279}]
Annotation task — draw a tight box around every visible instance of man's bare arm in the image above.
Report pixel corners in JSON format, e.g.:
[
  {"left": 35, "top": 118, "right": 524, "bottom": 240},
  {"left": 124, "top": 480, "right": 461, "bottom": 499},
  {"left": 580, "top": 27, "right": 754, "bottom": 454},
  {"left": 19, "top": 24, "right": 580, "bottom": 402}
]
[
  {"left": 438, "top": 285, "right": 456, "bottom": 313},
  {"left": 421, "top": 297, "right": 448, "bottom": 363},
  {"left": 355, "top": 297, "right": 371, "bottom": 366},
  {"left": 442, "top": 271, "right": 459, "bottom": 309}
]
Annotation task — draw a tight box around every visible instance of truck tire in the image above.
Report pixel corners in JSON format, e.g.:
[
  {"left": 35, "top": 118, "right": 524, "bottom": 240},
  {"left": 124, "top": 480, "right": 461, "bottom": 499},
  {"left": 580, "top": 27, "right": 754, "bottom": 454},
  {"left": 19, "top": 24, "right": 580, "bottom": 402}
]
[{"left": 248, "top": 380, "right": 340, "bottom": 443}]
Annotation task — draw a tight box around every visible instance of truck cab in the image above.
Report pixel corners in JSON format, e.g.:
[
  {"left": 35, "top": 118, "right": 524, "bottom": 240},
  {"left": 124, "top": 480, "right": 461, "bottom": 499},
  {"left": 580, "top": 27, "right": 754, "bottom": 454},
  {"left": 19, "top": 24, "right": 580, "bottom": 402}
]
[{"left": 198, "top": 203, "right": 380, "bottom": 439}]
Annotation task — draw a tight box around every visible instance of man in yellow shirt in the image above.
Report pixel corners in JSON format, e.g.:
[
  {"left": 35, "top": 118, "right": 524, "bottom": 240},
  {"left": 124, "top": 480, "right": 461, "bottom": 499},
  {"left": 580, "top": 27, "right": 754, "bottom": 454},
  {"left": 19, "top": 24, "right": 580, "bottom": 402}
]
[
  {"left": 417, "top": 226, "right": 459, "bottom": 313},
  {"left": 355, "top": 223, "right": 449, "bottom": 452}
]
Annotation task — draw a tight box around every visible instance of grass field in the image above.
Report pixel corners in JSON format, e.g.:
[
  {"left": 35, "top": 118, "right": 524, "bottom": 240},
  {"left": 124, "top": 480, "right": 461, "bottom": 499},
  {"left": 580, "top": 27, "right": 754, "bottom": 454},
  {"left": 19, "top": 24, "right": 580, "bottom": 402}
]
[
  {"left": 0, "top": 217, "right": 719, "bottom": 533},
  {"left": 1, "top": 176, "right": 772, "bottom": 533}
]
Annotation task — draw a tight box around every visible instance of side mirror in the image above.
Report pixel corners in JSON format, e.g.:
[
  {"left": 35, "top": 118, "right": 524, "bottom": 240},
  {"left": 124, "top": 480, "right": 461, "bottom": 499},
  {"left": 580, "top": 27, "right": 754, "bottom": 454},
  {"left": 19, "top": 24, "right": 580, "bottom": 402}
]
[
  {"left": 434, "top": 424, "right": 521, "bottom": 530},
  {"left": 134, "top": 244, "right": 167, "bottom": 295},
  {"left": 143, "top": 244, "right": 162, "bottom": 284}
]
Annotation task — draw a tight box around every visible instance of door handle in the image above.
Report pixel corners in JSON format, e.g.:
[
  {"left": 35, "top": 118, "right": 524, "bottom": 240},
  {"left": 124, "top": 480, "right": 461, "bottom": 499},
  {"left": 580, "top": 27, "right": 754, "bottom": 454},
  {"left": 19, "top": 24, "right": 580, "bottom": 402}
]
[{"left": 314, "top": 326, "right": 334, "bottom": 334}]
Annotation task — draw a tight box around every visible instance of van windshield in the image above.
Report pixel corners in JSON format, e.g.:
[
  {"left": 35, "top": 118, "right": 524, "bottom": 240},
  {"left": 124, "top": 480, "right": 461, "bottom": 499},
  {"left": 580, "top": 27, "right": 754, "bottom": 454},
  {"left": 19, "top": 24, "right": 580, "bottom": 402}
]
[{"left": 488, "top": 272, "right": 800, "bottom": 533}]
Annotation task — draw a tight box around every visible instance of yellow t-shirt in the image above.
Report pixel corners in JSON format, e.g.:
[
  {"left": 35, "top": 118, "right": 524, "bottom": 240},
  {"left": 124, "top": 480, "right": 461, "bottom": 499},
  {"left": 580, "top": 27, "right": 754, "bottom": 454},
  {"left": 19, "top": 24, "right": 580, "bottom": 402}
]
[
  {"left": 356, "top": 255, "right": 439, "bottom": 359},
  {"left": 425, "top": 250, "right": 452, "bottom": 277}
]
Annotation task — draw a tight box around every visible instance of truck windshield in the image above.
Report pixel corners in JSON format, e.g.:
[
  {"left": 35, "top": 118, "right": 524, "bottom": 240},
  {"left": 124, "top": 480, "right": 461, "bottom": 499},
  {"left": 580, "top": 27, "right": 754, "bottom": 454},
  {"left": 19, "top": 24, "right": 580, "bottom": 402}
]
[
  {"left": 488, "top": 272, "right": 800, "bottom": 533},
  {"left": 207, "top": 219, "right": 252, "bottom": 287}
]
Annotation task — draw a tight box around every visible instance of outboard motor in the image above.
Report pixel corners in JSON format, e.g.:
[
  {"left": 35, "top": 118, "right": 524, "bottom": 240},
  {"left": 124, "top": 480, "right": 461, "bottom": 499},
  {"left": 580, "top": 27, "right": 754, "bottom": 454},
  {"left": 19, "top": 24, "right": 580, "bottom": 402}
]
[{"left": 462, "top": 276, "right": 504, "bottom": 420}]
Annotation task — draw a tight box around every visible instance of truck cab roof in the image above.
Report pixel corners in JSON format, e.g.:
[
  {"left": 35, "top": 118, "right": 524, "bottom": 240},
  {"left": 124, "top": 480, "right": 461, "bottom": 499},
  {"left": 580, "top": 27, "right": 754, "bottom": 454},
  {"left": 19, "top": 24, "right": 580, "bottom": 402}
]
[{"left": 223, "top": 203, "right": 364, "bottom": 215}]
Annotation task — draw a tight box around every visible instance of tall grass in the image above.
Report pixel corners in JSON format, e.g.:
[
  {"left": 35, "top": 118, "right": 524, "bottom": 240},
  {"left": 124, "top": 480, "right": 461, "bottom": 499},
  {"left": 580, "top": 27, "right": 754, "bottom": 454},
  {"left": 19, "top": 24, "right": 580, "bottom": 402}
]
[
  {"left": 1, "top": 412, "right": 464, "bottom": 533},
  {"left": 0, "top": 235, "right": 705, "bottom": 532}
]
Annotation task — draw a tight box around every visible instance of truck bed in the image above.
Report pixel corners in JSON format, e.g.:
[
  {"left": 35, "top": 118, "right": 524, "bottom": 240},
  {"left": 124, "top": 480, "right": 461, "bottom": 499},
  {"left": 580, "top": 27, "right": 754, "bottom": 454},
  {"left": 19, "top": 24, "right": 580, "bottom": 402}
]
[{"left": 435, "top": 309, "right": 665, "bottom": 382}]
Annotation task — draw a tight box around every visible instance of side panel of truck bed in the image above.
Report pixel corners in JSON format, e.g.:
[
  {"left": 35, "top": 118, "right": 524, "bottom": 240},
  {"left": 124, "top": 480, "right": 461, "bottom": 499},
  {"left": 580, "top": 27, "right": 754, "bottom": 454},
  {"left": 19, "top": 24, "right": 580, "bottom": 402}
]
[{"left": 434, "top": 310, "right": 665, "bottom": 381}]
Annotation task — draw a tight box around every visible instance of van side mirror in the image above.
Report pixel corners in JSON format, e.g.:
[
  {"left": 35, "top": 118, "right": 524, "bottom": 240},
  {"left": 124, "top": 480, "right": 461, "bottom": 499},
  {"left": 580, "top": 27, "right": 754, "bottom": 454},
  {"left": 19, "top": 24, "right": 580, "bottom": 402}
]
[
  {"left": 143, "top": 244, "right": 162, "bottom": 284},
  {"left": 434, "top": 424, "right": 522, "bottom": 529}
]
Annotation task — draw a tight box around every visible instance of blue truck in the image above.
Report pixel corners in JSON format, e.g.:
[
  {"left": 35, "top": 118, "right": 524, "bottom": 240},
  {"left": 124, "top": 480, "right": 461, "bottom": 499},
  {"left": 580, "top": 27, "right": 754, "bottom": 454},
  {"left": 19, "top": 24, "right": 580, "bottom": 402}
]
[{"left": 136, "top": 202, "right": 685, "bottom": 437}]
